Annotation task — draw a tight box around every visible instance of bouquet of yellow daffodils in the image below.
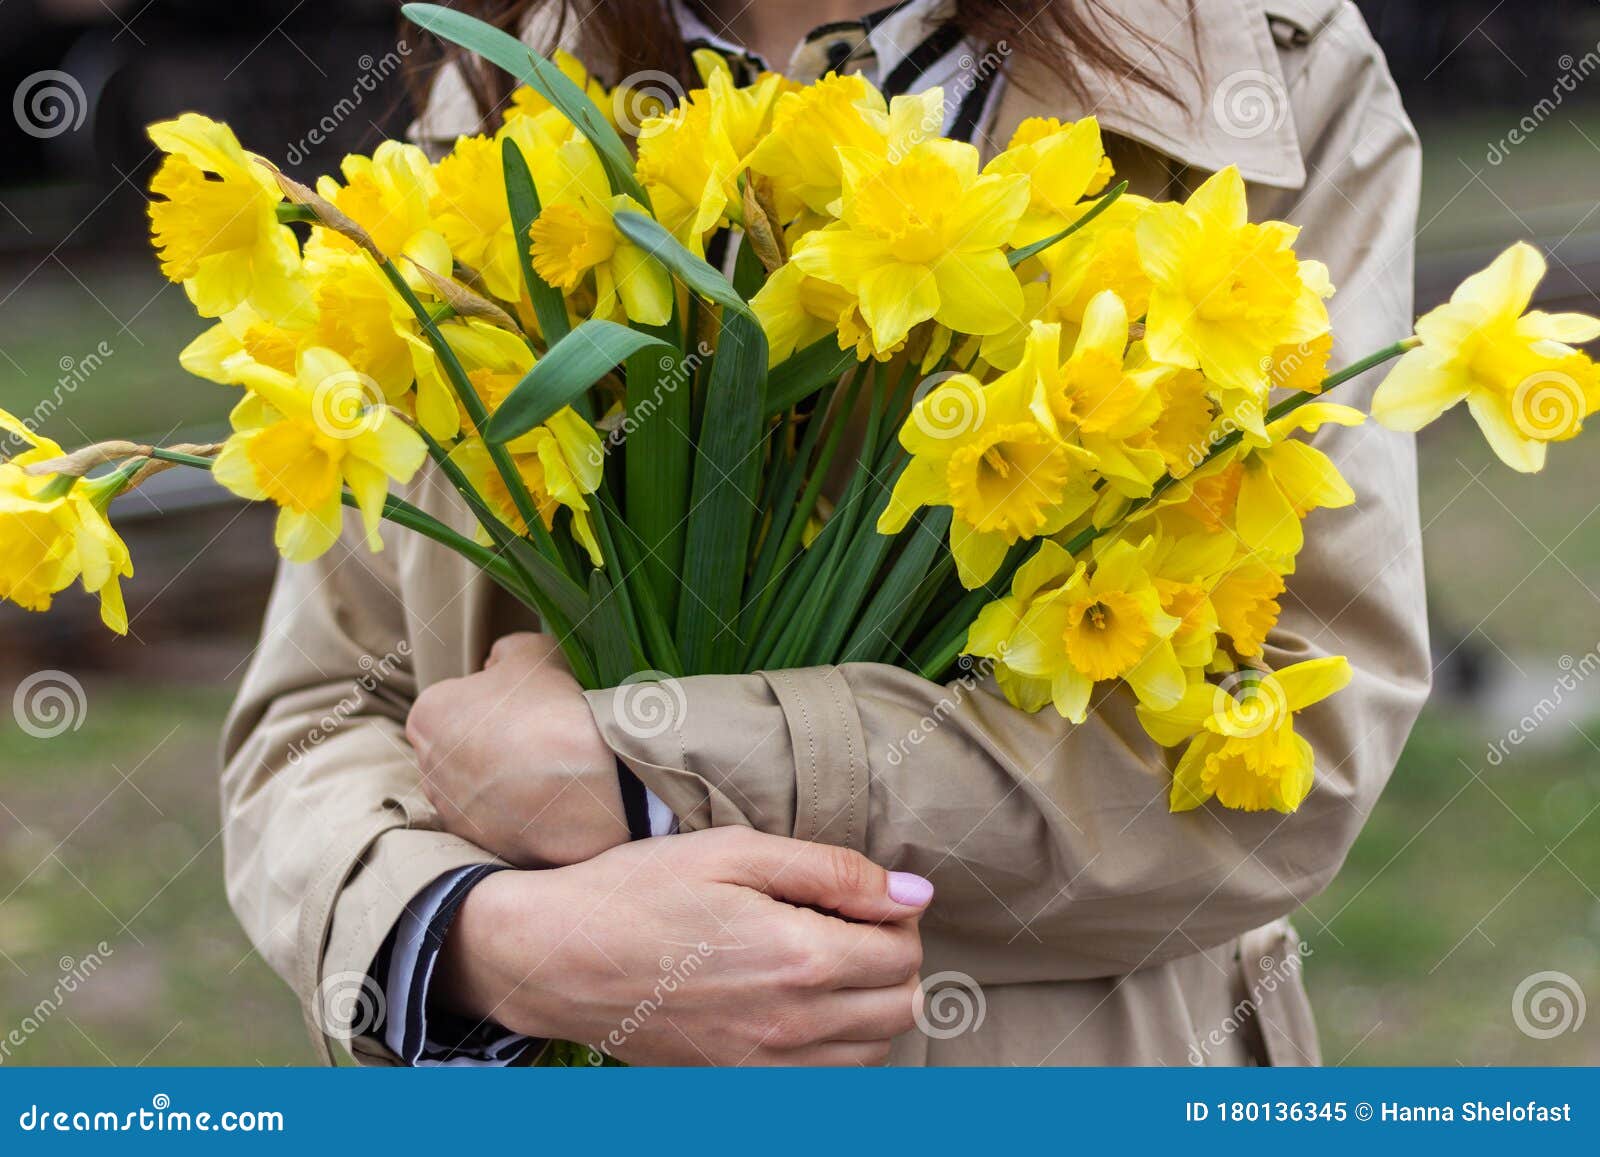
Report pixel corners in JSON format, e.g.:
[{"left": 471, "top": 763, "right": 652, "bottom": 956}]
[{"left": 4, "top": 3, "right": 1598, "bottom": 821}]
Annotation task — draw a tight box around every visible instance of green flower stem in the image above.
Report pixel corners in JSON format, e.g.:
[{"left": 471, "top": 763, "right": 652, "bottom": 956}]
[
  {"left": 145, "top": 446, "right": 525, "bottom": 589},
  {"left": 377, "top": 259, "right": 564, "bottom": 572},
  {"left": 913, "top": 337, "right": 1417, "bottom": 681}
]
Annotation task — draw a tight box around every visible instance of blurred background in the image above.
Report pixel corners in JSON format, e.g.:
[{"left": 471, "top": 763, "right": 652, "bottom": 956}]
[{"left": 0, "top": 0, "right": 1596, "bottom": 1066}]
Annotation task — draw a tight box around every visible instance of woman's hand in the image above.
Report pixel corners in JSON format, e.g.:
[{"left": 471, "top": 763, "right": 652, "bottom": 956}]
[
  {"left": 434, "top": 828, "right": 932, "bottom": 1065},
  {"left": 406, "top": 632, "right": 629, "bottom": 866}
]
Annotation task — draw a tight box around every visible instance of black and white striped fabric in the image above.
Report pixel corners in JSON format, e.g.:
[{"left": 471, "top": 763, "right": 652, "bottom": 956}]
[{"left": 367, "top": 0, "right": 1005, "bottom": 1067}]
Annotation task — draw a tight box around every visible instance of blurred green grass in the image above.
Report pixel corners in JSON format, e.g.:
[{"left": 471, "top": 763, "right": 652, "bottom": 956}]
[{"left": 0, "top": 682, "right": 308, "bottom": 1066}]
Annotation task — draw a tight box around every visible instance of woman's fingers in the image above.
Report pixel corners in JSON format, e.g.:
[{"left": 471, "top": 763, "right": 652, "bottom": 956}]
[{"left": 812, "top": 976, "right": 924, "bottom": 1041}]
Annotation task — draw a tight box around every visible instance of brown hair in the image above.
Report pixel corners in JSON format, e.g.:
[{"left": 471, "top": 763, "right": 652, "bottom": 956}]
[{"left": 404, "top": 0, "right": 1185, "bottom": 133}]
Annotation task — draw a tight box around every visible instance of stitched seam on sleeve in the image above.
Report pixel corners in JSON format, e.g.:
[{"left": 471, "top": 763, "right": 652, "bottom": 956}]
[
  {"left": 778, "top": 670, "right": 818, "bottom": 841},
  {"left": 823, "top": 669, "right": 858, "bottom": 850}
]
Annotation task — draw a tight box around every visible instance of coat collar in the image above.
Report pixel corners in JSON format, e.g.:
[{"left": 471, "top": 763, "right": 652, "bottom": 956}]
[{"left": 989, "top": 0, "right": 1307, "bottom": 190}]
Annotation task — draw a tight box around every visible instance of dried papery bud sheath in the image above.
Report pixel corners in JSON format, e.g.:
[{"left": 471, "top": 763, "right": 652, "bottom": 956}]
[
  {"left": 22, "top": 440, "right": 148, "bottom": 478},
  {"left": 410, "top": 261, "right": 521, "bottom": 334},
  {"left": 740, "top": 173, "right": 786, "bottom": 274},
  {"left": 272, "top": 169, "right": 384, "bottom": 262}
]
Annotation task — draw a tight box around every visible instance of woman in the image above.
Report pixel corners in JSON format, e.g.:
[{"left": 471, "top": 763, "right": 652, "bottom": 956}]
[{"left": 222, "top": 0, "right": 1429, "bottom": 1066}]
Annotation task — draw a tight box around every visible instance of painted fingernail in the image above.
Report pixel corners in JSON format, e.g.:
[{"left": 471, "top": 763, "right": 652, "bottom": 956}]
[{"left": 888, "top": 871, "right": 934, "bottom": 907}]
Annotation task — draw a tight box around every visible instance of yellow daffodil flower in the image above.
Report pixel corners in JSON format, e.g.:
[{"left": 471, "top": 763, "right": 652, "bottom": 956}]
[
  {"left": 1235, "top": 402, "right": 1362, "bottom": 556},
  {"left": 432, "top": 111, "right": 571, "bottom": 303},
  {"left": 879, "top": 365, "right": 1093, "bottom": 587},
  {"left": 527, "top": 137, "right": 673, "bottom": 326},
  {"left": 1137, "top": 166, "right": 1332, "bottom": 412},
  {"left": 212, "top": 347, "right": 426, "bottom": 562},
  {"left": 147, "top": 114, "right": 306, "bottom": 320},
  {"left": 985, "top": 115, "right": 1112, "bottom": 251},
  {"left": 972, "top": 535, "right": 1186, "bottom": 722},
  {"left": 1371, "top": 241, "right": 1600, "bottom": 471},
  {"left": 1137, "top": 655, "right": 1352, "bottom": 813},
  {"left": 305, "top": 142, "right": 451, "bottom": 283},
  {"left": 747, "top": 72, "right": 890, "bottom": 224},
  {"left": 0, "top": 410, "right": 133, "bottom": 632},
  {"left": 446, "top": 415, "right": 604, "bottom": 566},
  {"left": 1209, "top": 559, "right": 1287, "bottom": 659},
  {"left": 635, "top": 52, "right": 792, "bottom": 249},
  {"left": 1022, "top": 299, "right": 1169, "bottom": 496},
  {"left": 790, "top": 104, "right": 1030, "bottom": 355},
  {"left": 180, "top": 302, "right": 305, "bottom": 384},
  {"left": 751, "top": 261, "right": 869, "bottom": 365}
]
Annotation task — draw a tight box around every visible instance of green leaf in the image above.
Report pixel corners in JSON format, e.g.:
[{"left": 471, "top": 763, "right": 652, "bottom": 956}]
[
  {"left": 623, "top": 343, "right": 692, "bottom": 623},
  {"left": 402, "top": 4, "right": 644, "bottom": 203},
  {"left": 674, "top": 310, "right": 769, "bottom": 673},
  {"left": 765, "top": 337, "right": 858, "bottom": 417},
  {"left": 502, "top": 137, "right": 570, "bottom": 347},
  {"left": 1008, "top": 180, "right": 1128, "bottom": 267},
  {"left": 486, "top": 320, "right": 673, "bottom": 443},
  {"left": 840, "top": 509, "right": 951, "bottom": 663},
  {"left": 584, "top": 571, "right": 647, "bottom": 685},
  {"left": 613, "top": 211, "right": 753, "bottom": 318}
]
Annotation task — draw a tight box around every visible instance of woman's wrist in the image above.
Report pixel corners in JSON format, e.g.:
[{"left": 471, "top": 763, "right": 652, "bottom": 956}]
[{"left": 431, "top": 868, "right": 567, "bottom": 1037}]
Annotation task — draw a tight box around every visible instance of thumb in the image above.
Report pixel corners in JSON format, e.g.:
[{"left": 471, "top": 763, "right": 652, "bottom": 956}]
[{"left": 723, "top": 833, "right": 933, "bottom": 922}]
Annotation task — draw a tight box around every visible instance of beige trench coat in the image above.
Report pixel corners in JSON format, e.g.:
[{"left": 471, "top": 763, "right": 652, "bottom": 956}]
[{"left": 221, "top": 0, "right": 1429, "bottom": 1066}]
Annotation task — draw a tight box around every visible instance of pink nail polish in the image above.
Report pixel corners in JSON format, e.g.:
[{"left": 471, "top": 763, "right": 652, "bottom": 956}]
[{"left": 888, "top": 871, "right": 934, "bottom": 907}]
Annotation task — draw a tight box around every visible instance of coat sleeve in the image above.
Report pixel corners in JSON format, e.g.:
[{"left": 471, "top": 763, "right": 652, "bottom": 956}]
[
  {"left": 585, "top": 9, "right": 1431, "bottom": 985},
  {"left": 220, "top": 505, "right": 498, "bottom": 1064}
]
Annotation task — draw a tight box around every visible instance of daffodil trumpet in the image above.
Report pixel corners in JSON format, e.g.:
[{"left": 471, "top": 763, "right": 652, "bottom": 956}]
[{"left": 5, "top": 2, "right": 1597, "bottom": 844}]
